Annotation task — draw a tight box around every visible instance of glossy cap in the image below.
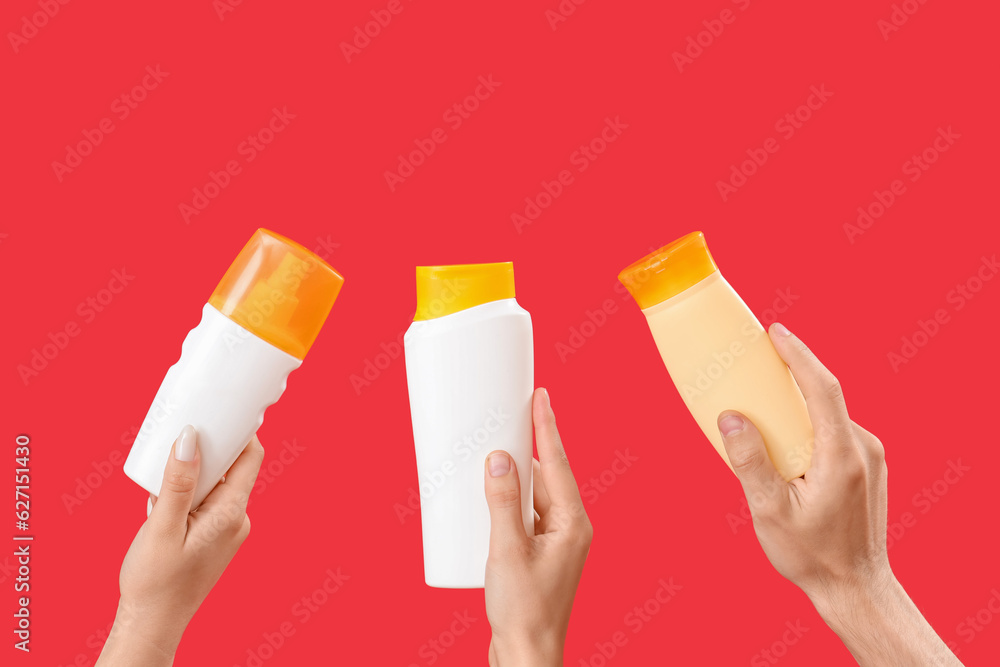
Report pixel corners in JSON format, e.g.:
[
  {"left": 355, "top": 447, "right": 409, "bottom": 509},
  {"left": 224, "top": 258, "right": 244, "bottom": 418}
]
[
  {"left": 618, "top": 231, "right": 719, "bottom": 310},
  {"left": 209, "top": 229, "right": 344, "bottom": 360},
  {"left": 414, "top": 262, "right": 515, "bottom": 320}
]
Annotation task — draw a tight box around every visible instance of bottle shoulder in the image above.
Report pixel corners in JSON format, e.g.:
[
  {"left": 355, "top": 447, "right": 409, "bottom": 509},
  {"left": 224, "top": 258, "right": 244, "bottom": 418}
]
[
  {"left": 405, "top": 298, "right": 530, "bottom": 340},
  {"left": 640, "top": 271, "right": 733, "bottom": 316}
]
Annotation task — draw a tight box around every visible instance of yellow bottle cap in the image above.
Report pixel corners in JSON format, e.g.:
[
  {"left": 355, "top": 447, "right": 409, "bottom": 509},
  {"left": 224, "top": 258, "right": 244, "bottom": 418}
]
[
  {"left": 618, "top": 231, "right": 719, "bottom": 309},
  {"left": 414, "top": 262, "right": 515, "bottom": 320},
  {"left": 209, "top": 229, "right": 344, "bottom": 360}
]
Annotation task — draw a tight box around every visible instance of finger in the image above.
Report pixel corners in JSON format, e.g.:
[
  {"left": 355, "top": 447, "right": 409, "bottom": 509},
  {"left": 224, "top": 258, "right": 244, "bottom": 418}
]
[
  {"left": 533, "top": 388, "right": 584, "bottom": 508},
  {"left": 768, "top": 324, "right": 852, "bottom": 440},
  {"left": 718, "top": 411, "right": 786, "bottom": 508},
  {"left": 200, "top": 435, "right": 265, "bottom": 516},
  {"left": 484, "top": 450, "right": 529, "bottom": 554},
  {"left": 146, "top": 494, "right": 156, "bottom": 518},
  {"left": 149, "top": 425, "right": 201, "bottom": 532},
  {"left": 531, "top": 459, "right": 551, "bottom": 517},
  {"left": 851, "top": 422, "right": 886, "bottom": 473}
]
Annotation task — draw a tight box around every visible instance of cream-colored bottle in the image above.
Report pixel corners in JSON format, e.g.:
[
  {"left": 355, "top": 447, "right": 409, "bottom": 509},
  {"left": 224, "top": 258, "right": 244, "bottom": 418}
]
[{"left": 619, "top": 231, "right": 812, "bottom": 480}]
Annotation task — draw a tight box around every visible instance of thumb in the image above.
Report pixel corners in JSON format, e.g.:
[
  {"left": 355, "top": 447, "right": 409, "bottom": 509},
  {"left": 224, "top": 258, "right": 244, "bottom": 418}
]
[
  {"left": 718, "top": 411, "right": 785, "bottom": 501},
  {"left": 149, "top": 424, "right": 201, "bottom": 532},
  {"left": 484, "top": 451, "right": 529, "bottom": 554}
]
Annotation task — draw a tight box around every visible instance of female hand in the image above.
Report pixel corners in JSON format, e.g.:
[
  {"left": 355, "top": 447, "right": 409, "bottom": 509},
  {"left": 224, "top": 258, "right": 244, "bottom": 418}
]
[
  {"left": 97, "top": 425, "right": 264, "bottom": 666},
  {"left": 484, "top": 388, "right": 593, "bottom": 667}
]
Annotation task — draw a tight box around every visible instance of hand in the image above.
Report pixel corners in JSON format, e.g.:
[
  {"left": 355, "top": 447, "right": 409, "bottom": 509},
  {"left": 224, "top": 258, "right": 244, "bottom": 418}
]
[
  {"left": 484, "top": 388, "right": 593, "bottom": 667},
  {"left": 97, "top": 426, "right": 265, "bottom": 666},
  {"left": 718, "top": 323, "right": 961, "bottom": 666}
]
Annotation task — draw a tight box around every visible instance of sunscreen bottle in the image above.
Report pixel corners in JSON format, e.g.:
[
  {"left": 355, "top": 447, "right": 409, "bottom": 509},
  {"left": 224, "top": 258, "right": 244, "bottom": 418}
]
[
  {"left": 619, "top": 231, "right": 812, "bottom": 480},
  {"left": 404, "top": 262, "right": 533, "bottom": 588},
  {"left": 124, "top": 229, "right": 343, "bottom": 507}
]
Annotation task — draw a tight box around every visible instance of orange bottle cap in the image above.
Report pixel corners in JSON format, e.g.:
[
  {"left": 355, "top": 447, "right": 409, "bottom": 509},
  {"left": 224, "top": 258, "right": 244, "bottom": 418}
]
[
  {"left": 209, "top": 229, "right": 344, "bottom": 360},
  {"left": 618, "top": 231, "right": 718, "bottom": 309},
  {"left": 414, "top": 262, "right": 515, "bottom": 321}
]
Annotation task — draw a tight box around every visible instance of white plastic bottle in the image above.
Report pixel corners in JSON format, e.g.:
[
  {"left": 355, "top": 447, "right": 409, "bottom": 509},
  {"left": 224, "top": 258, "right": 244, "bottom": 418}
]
[
  {"left": 404, "top": 262, "right": 534, "bottom": 588},
  {"left": 618, "top": 231, "right": 813, "bottom": 481},
  {"left": 124, "top": 229, "right": 343, "bottom": 508}
]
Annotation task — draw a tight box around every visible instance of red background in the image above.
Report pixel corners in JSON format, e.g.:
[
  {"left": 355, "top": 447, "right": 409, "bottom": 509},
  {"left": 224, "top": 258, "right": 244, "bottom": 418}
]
[{"left": 4, "top": 0, "right": 999, "bottom": 664}]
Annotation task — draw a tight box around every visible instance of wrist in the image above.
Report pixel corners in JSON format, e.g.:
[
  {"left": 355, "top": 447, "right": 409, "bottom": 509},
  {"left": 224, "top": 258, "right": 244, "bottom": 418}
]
[
  {"left": 490, "top": 630, "right": 565, "bottom": 667},
  {"left": 807, "top": 565, "right": 908, "bottom": 661},
  {"left": 807, "top": 562, "right": 897, "bottom": 631},
  {"left": 103, "top": 596, "right": 188, "bottom": 661},
  {"left": 806, "top": 566, "right": 962, "bottom": 666}
]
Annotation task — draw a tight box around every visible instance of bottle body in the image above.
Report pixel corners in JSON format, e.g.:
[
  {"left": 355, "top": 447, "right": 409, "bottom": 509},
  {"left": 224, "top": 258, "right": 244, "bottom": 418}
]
[
  {"left": 124, "top": 303, "right": 301, "bottom": 507},
  {"left": 404, "top": 298, "right": 534, "bottom": 588},
  {"left": 643, "top": 272, "right": 812, "bottom": 480}
]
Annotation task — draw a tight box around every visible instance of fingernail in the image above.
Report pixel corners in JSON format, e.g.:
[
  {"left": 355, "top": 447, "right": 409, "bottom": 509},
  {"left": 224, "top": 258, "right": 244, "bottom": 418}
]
[
  {"left": 175, "top": 425, "right": 197, "bottom": 462},
  {"left": 146, "top": 497, "right": 153, "bottom": 517},
  {"left": 719, "top": 414, "right": 746, "bottom": 437},
  {"left": 488, "top": 452, "right": 511, "bottom": 478},
  {"left": 772, "top": 322, "right": 791, "bottom": 337},
  {"left": 541, "top": 387, "right": 550, "bottom": 408}
]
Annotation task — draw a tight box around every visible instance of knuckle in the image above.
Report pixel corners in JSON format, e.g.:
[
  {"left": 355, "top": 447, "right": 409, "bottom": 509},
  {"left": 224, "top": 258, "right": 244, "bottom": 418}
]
[
  {"left": 575, "top": 519, "right": 594, "bottom": 548},
  {"left": 728, "top": 447, "right": 763, "bottom": 475},
  {"left": 823, "top": 376, "right": 845, "bottom": 402},
  {"left": 547, "top": 506, "right": 572, "bottom": 531},
  {"left": 842, "top": 453, "right": 867, "bottom": 486},
  {"left": 869, "top": 436, "right": 886, "bottom": 462},
  {"left": 791, "top": 339, "right": 814, "bottom": 360},
  {"left": 220, "top": 517, "right": 241, "bottom": 537},
  {"left": 163, "top": 470, "right": 197, "bottom": 494},
  {"left": 223, "top": 505, "right": 248, "bottom": 533},
  {"left": 238, "top": 516, "right": 252, "bottom": 542},
  {"left": 489, "top": 486, "right": 521, "bottom": 510}
]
